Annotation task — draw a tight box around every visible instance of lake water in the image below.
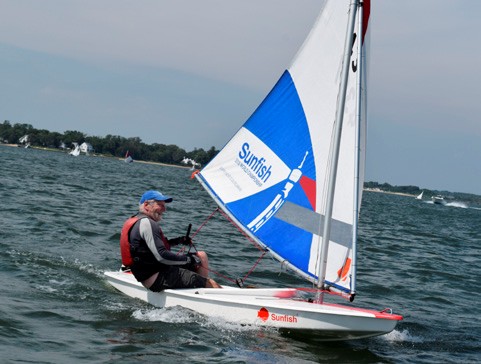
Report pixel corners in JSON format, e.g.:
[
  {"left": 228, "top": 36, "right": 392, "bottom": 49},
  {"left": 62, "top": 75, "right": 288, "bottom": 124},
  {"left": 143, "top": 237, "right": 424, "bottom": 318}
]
[{"left": 1, "top": 145, "right": 480, "bottom": 363}]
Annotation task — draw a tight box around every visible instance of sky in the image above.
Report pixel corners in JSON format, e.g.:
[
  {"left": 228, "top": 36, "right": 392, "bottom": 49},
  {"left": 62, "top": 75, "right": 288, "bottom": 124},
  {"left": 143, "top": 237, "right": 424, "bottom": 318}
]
[{"left": 0, "top": 0, "right": 480, "bottom": 195}]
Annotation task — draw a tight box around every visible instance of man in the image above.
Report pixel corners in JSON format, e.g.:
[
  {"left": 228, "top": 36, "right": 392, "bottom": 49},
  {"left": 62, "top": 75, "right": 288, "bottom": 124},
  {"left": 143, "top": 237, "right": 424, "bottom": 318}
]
[{"left": 120, "top": 190, "right": 221, "bottom": 291}]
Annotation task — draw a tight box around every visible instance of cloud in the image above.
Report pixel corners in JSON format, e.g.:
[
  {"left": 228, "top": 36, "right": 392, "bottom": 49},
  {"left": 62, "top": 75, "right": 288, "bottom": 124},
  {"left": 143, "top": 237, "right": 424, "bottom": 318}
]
[{"left": 0, "top": 0, "right": 321, "bottom": 88}]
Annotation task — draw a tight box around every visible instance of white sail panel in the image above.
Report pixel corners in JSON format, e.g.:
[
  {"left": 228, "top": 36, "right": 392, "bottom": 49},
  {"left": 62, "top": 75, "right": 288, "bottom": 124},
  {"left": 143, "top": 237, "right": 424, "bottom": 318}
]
[
  {"left": 287, "top": 1, "right": 370, "bottom": 292},
  {"left": 199, "top": 127, "right": 291, "bottom": 204}
]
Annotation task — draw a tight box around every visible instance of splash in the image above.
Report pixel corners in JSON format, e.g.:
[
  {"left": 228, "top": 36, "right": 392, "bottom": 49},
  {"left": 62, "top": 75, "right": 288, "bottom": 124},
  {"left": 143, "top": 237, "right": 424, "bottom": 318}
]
[
  {"left": 445, "top": 201, "right": 468, "bottom": 208},
  {"left": 380, "top": 329, "right": 423, "bottom": 343},
  {"left": 131, "top": 306, "right": 272, "bottom": 334},
  {"left": 132, "top": 306, "right": 197, "bottom": 323},
  {"left": 35, "top": 284, "right": 58, "bottom": 293},
  {"left": 201, "top": 315, "right": 269, "bottom": 333},
  {"left": 426, "top": 200, "right": 469, "bottom": 209}
]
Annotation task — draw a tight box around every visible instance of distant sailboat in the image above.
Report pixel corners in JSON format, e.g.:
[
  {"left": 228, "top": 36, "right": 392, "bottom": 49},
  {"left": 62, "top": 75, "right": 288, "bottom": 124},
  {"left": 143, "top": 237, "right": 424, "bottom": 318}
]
[
  {"left": 19, "top": 135, "right": 30, "bottom": 148},
  {"left": 69, "top": 143, "right": 80, "bottom": 157},
  {"left": 124, "top": 150, "right": 133, "bottom": 163},
  {"left": 416, "top": 191, "right": 424, "bottom": 200},
  {"left": 181, "top": 157, "right": 200, "bottom": 170}
]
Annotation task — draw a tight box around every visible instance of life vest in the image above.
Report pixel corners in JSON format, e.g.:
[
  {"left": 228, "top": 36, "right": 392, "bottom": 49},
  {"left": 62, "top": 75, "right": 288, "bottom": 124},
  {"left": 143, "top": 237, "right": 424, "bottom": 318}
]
[
  {"left": 120, "top": 215, "right": 171, "bottom": 267},
  {"left": 120, "top": 216, "right": 140, "bottom": 266}
]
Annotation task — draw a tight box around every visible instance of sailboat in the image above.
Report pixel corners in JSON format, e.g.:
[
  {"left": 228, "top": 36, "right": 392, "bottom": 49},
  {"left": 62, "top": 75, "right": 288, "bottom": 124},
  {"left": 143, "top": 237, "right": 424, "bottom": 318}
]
[
  {"left": 69, "top": 143, "right": 80, "bottom": 157},
  {"left": 181, "top": 157, "right": 201, "bottom": 170},
  {"left": 105, "top": 0, "right": 403, "bottom": 340},
  {"left": 124, "top": 150, "right": 133, "bottom": 163},
  {"left": 416, "top": 191, "right": 424, "bottom": 200}
]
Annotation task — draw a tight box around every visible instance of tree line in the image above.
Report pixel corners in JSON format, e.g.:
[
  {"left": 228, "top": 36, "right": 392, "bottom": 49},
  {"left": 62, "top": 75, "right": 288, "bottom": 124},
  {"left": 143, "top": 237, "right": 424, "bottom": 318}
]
[
  {"left": 364, "top": 181, "right": 423, "bottom": 195},
  {"left": 0, "top": 120, "right": 218, "bottom": 166},
  {"left": 3, "top": 120, "right": 480, "bottom": 202}
]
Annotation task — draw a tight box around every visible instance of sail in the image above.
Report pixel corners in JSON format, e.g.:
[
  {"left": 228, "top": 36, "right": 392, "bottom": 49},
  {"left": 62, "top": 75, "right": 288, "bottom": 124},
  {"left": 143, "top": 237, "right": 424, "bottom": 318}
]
[
  {"left": 69, "top": 143, "right": 81, "bottom": 157},
  {"left": 197, "top": 0, "right": 370, "bottom": 294}
]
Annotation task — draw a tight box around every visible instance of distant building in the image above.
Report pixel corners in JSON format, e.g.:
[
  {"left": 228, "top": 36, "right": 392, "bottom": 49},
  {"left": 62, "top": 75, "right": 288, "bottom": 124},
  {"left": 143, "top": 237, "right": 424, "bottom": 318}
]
[{"left": 80, "top": 142, "right": 94, "bottom": 154}]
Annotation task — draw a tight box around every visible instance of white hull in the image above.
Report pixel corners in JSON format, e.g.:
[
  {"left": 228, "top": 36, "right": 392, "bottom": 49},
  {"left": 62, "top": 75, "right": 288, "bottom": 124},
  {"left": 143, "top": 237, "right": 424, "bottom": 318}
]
[
  {"left": 105, "top": 271, "right": 401, "bottom": 340},
  {"left": 432, "top": 196, "right": 446, "bottom": 205}
]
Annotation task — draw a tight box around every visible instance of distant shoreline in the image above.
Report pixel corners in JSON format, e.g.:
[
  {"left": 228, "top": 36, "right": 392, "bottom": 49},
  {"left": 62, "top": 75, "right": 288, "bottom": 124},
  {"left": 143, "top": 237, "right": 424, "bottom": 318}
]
[
  {"left": 2, "top": 143, "right": 478, "bottom": 199},
  {"left": 363, "top": 188, "right": 416, "bottom": 198},
  {"left": 1, "top": 143, "right": 193, "bottom": 170},
  {"left": 127, "top": 159, "right": 192, "bottom": 169}
]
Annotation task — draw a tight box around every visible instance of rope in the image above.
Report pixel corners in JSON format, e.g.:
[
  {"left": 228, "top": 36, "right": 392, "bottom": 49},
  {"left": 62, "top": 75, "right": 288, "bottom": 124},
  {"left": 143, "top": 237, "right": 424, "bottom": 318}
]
[
  {"left": 172, "top": 209, "right": 354, "bottom": 300},
  {"left": 191, "top": 207, "right": 219, "bottom": 239},
  {"left": 240, "top": 250, "right": 268, "bottom": 283},
  {"left": 178, "top": 207, "right": 268, "bottom": 286},
  {"left": 215, "top": 208, "right": 265, "bottom": 252}
]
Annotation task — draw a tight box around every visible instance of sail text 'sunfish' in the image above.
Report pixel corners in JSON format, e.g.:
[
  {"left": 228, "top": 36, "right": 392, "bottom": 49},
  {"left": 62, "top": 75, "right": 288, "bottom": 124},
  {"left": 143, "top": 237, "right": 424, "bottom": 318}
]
[{"left": 238, "top": 142, "right": 272, "bottom": 184}]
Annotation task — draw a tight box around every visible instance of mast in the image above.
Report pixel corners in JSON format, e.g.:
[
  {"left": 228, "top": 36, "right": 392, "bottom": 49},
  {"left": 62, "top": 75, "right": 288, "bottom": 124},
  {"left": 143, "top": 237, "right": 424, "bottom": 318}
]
[
  {"left": 351, "top": 1, "right": 365, "bottom": 299},
  {"left": 316, "top": 0, "right": 360, "bottom": 301}
]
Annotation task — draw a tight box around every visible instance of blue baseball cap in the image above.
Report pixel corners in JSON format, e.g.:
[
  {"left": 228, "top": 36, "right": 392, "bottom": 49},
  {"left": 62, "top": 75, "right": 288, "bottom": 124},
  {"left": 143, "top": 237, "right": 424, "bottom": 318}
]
[{"left": 139, "top": 190, "right": 173, "bottom": 204}]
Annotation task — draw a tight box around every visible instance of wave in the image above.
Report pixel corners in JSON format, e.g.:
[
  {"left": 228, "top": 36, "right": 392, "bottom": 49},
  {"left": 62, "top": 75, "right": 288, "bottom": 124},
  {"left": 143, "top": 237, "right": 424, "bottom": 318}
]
[
  {"left": 132, "top": 305, "right": 257, "bottom": 330},
  {"left": 425, "top": 200, "right": 470, "bottom": 208},
  {"left": 445, "top": 202, "right": 468, "bottom": 208}
]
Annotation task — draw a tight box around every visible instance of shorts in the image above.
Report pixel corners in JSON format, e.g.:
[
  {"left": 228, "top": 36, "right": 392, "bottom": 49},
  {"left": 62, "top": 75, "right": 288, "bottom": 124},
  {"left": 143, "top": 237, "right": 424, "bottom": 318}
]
[{"left": 148, "top": 266, "right": 207, "bottom": 292}]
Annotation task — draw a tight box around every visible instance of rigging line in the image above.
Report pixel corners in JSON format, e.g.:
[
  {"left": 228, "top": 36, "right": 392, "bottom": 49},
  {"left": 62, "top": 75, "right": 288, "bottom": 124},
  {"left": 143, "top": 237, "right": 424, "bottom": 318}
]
[
  {"left": 175, "top": 207, "right": 219, "bottom": 256},
  {"left": 204, "top": 266, "right": 238, "bottom": 285},
  {"left": 216, "top": 207, "right": 266, "bottom": 252},
  {"left": 201, "top": 249, "right": 268, "bottom": 286},
  {"left": 175, "top": 242, "right": 239, "bottom": 284},
  {"left": 191, "top": 207, "right": 220, "bottom": 238},
  {"left": 212, "top": 207, "right": 269, "bottom": 283},
  {"left": 241, "top": 250, "right": 268, "bottom": 282},
  {"left": 279, "top": 259, "right": 289, "bottom": 275},
  {"left": 176, "top": 206, "right": 267, "bottom": 285},
  {"left": 313, "top": 117, "right": 337, "bottom": 279}
]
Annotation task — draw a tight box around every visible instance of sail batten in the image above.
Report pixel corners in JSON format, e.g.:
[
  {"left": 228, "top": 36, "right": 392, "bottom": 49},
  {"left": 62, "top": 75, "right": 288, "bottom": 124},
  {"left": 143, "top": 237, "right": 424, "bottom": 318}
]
[{"left": 197, "top": 0, "right": 370, "bottom": 294}]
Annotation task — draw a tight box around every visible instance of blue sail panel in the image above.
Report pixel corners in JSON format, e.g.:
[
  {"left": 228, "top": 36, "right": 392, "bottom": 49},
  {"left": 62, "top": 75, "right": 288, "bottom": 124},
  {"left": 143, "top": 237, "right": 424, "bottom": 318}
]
[
  {"left": 243, "top": 71, "right": 315, "bottom": 177},
  {"left": 199, "top": 70, "right": 319, "bottom": 280}
]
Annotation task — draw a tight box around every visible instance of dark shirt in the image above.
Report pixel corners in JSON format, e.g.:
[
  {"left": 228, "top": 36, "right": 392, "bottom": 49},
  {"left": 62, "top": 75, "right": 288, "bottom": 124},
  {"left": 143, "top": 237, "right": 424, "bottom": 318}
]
[{"left": 129, "top": 215, "right": 188, "bottom": 281}]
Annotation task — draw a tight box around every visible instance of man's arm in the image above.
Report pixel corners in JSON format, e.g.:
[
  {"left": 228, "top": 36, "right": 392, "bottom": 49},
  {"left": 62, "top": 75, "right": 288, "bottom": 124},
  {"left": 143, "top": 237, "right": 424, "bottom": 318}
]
[{"left": 139, "top": 218, "right": 189, "bottom": 265}]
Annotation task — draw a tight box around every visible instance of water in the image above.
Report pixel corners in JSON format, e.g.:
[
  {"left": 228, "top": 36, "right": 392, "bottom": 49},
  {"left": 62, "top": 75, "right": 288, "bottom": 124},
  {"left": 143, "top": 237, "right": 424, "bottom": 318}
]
[{"left": 1, "top": 145, "right": 480, "bottom": 363}]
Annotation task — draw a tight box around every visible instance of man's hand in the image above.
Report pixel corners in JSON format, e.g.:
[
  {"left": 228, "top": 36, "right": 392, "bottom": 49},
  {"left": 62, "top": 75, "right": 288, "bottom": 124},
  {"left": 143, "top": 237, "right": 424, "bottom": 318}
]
[{"left": 186, "top": 253, "right": 202, "bottom": 269}]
